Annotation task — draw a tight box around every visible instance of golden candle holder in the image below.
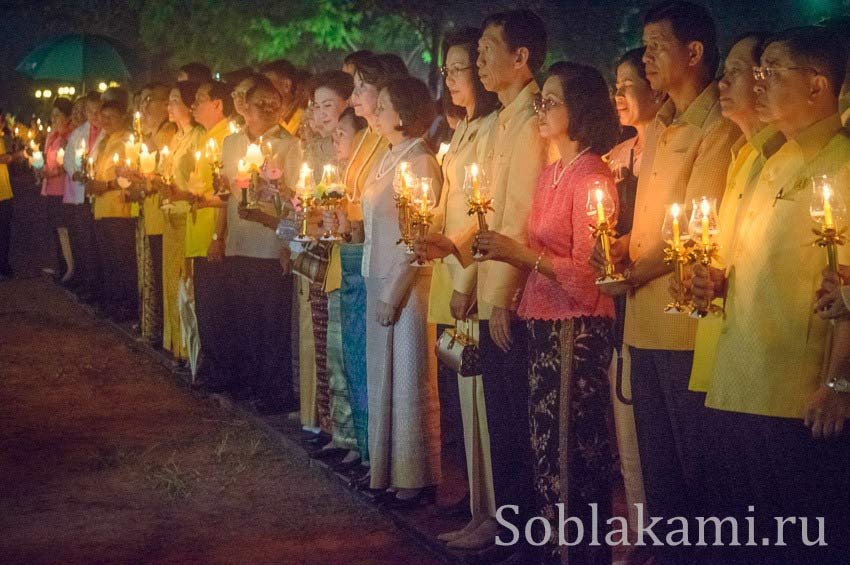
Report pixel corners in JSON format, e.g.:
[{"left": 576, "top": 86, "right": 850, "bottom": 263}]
[
  {"left": 392, "top": 163, "right": 416, "bottom": 251},
  {"left": 662, "top": 202, "right": 692, "bottom": 315},
  {"left": 586, "top": 180, "right": 623, "bottom": 285},
  {"left": 811, "top": 175, "right": 846, "bottom": 273},
  {"left": 294, "top": 163, "right": 315, "bottom": 243},
  {"left": 463, "top": 163, "right": 493, "bottom": 260},
  {"left": 411, "top": 178, "right": 436, "bottom": 265},
  {"left": 688, "top": 197, "right": 722, "bottom": 319}
]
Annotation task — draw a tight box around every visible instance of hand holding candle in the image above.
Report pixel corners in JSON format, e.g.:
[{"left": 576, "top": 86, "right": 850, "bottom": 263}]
[
  {"left": 811, "top": 175, "right": 846, "bottom": 272},
  {"left": 662, "top": 202, "right": 691, "bottom": 314},
  {"left": 586, "top": 179, "right": 622, "bottom": 285}
]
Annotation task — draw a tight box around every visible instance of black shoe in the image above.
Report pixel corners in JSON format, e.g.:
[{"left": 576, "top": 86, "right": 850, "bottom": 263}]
[
  {"left": 382, "top": 486, "right": 437, "bottom": 509},
  {"left": 304, "top": 431, "right": 332, "bottom": 446}
]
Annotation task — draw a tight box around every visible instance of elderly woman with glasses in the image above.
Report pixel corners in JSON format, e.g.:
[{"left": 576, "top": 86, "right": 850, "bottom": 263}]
[{"left": 474, "top": 62, "right": 620, "bottom": 564}]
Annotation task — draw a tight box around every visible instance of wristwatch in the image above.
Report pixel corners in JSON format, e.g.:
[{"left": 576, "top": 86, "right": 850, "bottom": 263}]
[{"left": 827, "top": 376, "right": 850, "bottom": 393}]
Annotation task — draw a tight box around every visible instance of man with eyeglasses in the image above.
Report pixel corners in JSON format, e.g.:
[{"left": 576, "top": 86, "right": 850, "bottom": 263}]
[
  {"left": 589, "top": 0, "right": 739, "bottom": 554},
  {"left": 689, "top": 26, "right": 850, "bottom": 561}
]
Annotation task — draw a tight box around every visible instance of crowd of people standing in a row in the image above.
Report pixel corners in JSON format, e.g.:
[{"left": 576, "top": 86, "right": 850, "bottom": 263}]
[{"left": 2, "top": 2, "right": 850, "bottom": 563}]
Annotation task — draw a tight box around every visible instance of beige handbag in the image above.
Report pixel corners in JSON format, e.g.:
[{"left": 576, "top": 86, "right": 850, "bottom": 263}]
[
  {"left": 436, "top": 317, "right": 481, "bottom": 377},
  {"left": 292, "top": 241, "right": 331, "bottom": 286}
]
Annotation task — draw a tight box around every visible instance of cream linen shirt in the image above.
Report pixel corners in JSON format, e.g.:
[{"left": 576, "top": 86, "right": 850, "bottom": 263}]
[
  {"left": 450, "top": 82, "right": 549, "bottom": 320},
  {"left": 624, "top": 82, "right": 740, "bottom": 350},
  {"left": 706, "top": 114, "right": 850, "bottom": 419}
]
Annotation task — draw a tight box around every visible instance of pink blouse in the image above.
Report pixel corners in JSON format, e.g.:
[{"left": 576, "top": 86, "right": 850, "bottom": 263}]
[
  {"left": 40, "top": 128, "right": 70, "bottom": 197},
  {"left": 517, "top": 153, "right": 616, "bottom": 321}
]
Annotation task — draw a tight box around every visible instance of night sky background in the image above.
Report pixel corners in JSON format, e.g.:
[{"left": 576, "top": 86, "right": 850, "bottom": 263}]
[{"left": 1, "top": 0, "right": 847, "bottom": 119}]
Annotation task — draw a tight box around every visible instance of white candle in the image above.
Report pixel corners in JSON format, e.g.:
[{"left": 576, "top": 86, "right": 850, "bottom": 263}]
[
  {"left": 56, "top": 147, "right": 65, "bottom": 167},
  {"left": 244, "top": 143, "right": 264, "bottom": 170},
  {"left": 31, "top": 151, "right": 44, "bottom": 169}
]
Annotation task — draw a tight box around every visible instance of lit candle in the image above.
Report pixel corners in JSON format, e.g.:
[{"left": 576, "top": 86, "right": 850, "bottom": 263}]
[
  {"left": 125, "top": 158, "right": 132, "bottom": 169},
  {"left": 824, "top": 185, "right": 834, "bottom": 229},
  {"left": 228, "top": 121, "right": 239, "bottom": 134},
  {"left": 700, "top": 198, "right": 710, "bottom": 246},
  {"left": 87, "top": 156, "right": 94, "bottom": 177},
  {"left": 207, "top": 138, "right": 217, "bottom": 157},
  {"left": 436, "top": 142, "right": 450, "bottom": 165},
  {"left": 671, "top": 203, "right": 681, "bottom": 246},
  {"left": 74, "top": 146, "right": 84, "bottom": 169},
  {"left": 112, "top": 153, "right": 119, "bottom": 166},
  {"left": 124, "top": 136, "right": 140, "bottom": 169},
  {"left": 194, "top": 150, "right": 202, "bottom": 175},
  {"left": 139, "top": 145, "right": 157, "bottom": 175},
  {"left": 31, "top": 150, "right": 44, "bottom": 169},
  {"left": 595, "top": 188, "right": 606, "bottom": 225},
  {"left": 134, "top": 111, "right": 141, "bottom": 134},
  {"left": 471, "top": 163, "right": 480, "bottom": 201},
  {"left": 236, "top": 159, "right": 250, "bottom": 188},
  {"left": 56, "top": 147, "right": 65, "bottom": 167},
  {"left": 244, "top": 143, "right": 264, "bottom": 170}
]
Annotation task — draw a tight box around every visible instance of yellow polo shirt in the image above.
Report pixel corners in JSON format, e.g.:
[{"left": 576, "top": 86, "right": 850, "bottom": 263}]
[
  {"left": 0, "top": 137, "right": 12, "bottom": 202},
  {"left": 706, "top": 114, "right": 850, "bottom": 419},
  {"left": 623, "top": 82, "right": 740, "bottom": 351},
  {"left": 185, "top": 119, "right": 230, "bottom": 258},
  {"left": 689, "top": 126, "right": 784, "bottom": 392},
  {"left": 93, "top": 131, "right": 132, "bottom": 219}
]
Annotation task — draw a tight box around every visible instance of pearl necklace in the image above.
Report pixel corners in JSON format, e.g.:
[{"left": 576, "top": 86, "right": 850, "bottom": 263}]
[
  {"left": 552, "top": 147, "right": 590, "bottom": 188},
  {"left": 375, "top": 138, "right": 422, "bottom": 180}
]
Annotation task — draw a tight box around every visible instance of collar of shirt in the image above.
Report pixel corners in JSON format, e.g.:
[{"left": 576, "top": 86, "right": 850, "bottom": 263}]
[
  {"left": 787, "top": 113, "right": 844, "bottom": 163},
  {"left": 204, "top": 118, "right": 230, "bottom": 144},
  {"left": 656, "top": 81, "right": 720, "bottom": 130},
  {"left": 497, "top": 81, "right": 539, "bottom": 127}
]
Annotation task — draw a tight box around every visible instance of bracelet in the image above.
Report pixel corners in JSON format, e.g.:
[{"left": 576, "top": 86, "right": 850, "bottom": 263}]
[{"left": 533, "top": 251, "right": 544, "bottom": 273}]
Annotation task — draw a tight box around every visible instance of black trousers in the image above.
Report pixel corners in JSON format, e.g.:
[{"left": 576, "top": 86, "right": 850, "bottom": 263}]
[
  {"left": 436, "top": 323, "right": 468, "bottom": 490},
  {"left": 0, "top": 198, "right": 12, "bottom": 277},
  {"left": 227, "top": 256, "right": 294, "bottom": 403},
  {"left": 94, "top": 218, "right": 137, "bottom": 312},
  {"left": 63, "top": 203, "right": 96, "bottom": 289},
  {"left": 630, "top": 347, "right": 716, "bottom": 563},
  {"left": 194, "top": 257, "right": 234, "bottom": 386},
  {"left": 480, "top": 319, "right": 533, "bottom": 528},
  {"left": 709, "top": 409, "right": 850, "bottom": 564},
  {"left": 44, "top": 195, "right": 65, "bottom": 274}
]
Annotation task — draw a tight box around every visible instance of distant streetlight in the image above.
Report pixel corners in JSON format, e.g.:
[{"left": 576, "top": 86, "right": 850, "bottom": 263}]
[
  {"left": 34, "top": 90, "right": 42, "bottom": 98},
  {"left": 42, "top": 89, "right": 52, "bottom": 98},
  {"left": 98, "top": 82, "right": 108, "bottom": 92}
]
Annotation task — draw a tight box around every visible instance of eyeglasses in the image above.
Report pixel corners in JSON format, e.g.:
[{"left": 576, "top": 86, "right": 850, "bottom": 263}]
[
  {"left": 440, "top": 65, "right": 472, "bottom": 78},
  {"left": 533, "top": 94, "right": 564, "bottom": 114},
  {"left": 752, "top": 65, "right": 819, "bottom": 81}
]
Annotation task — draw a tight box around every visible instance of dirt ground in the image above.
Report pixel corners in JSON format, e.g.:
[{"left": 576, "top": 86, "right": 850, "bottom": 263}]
[{"left": 0, "top": 180, "right": 440, "bottom": 564}]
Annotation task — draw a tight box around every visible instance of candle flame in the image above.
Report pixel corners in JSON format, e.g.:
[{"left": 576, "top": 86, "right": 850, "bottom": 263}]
[
  {"left": 470, "top": 163, "right": 479, "bottom": 177},
  {"left": 671, "top": 203, "right": 680, "bottom": 217},
  {"left": 112, "top": 153, "right": 119, "bottom": 164},
  {"left": 195, "top": 150, "right": 201, "bottom": 161},
  {"left": 595, "top": 188, "right": 604, "bottom": 204},
  {"left": 141, "top": 143, "right": 149, "bottom": 154},
  {"left": 161, "top": 145, "right": 169, "bottom": 156},
  {"left": 700, "top": 198, "right": 711, "bottom": 218},
  {"left": 824, "top": 185, "right": 832, "bottom": 202}
]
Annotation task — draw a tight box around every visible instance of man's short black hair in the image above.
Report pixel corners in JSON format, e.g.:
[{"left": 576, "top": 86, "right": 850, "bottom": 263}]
[
  {"left": 644, "top": 1, "right": 719, "bottom": 77},
  {"left": 765, "top": 26, "right": 848, "bottom": 98},
  {"left": 729, "top": 31, "right": 771, "bottom": 65},
  {"left": 179, "top": 62, "right": 212, "bottom": 83},
  {"left": 260, "top": 59, "right": 297, "bottom": 82},
  {"left": 344, "top": 50, "right": 374, "bottom": 67},
  {"left": 200, "top": 80, "right": 235, "bottom": 118},
  {"left": 482, "top": 9, "right": 548, "bottom": 73}
]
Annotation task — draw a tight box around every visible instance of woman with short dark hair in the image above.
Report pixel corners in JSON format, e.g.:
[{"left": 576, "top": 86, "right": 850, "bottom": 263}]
[
  {"left": 474, "top": 62, "right": 620, "bottom": 564},
  {"left": 357, "top": 75, "right": 442, "bottom": 506}
]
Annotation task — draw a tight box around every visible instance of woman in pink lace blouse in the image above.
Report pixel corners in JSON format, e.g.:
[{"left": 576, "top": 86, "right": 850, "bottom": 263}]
[
  {"left": 474, "top": 62, "right": 620, "bottom": 565},
  {"left": 41, "top": 97, "right": 73, "bottom": 280}
]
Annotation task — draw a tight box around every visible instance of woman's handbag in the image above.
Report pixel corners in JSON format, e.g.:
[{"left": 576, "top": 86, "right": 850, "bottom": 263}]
[
  {"left": 292, "top": 241, "right": 331, "bottom": 286},
  {"left": 436, "top": 316, "right": 481, "bottom": 377}
]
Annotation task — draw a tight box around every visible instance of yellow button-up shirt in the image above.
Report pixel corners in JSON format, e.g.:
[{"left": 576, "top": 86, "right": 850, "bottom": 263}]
[
  {"left": 451, "top": 81, "right": 550, "bottom": 320},
  {"left": 185, "top": 119, "right": 230, "bottom": 258},
  {"left": 624, "top": 82, "right": 740, "bottom": 350},
  {"left": 0, "top": 137, "right": 12, "bottom": 202},
  {"left": 93, "top": 131, "right": 131, "bottom": 219},
  {"left": 706, "top": 114, "right": 850, "bottom": 419},
  {"left": 689, "top": 126, "right": 784, "bottom": 392},
  {"left": 281, "top": 107, "right": 304, "bottom": 138}
]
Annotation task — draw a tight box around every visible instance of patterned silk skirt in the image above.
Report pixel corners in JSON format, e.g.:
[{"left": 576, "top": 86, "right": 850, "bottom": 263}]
[
  {"left": 526, "top": 316, "right": 616, "bottom": 565},
  {"left": 339, "top": 244, "right": 369, "bottom": 461},
  {"left": 310, "top": 285, "right": 331, "bottom": 432},
  {"left": 162, "top": 211, "right": 187, "bottom": 359},
  {"left": 327, "top": 290, "right": 357, "bottom": 450}
]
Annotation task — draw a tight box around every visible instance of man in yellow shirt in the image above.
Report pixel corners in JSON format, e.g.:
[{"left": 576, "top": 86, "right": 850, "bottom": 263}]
[
  {"left": 188, "top": 80, "right": 234, "bottom": 391},
  {"left": 85, "top": 100, "right": 136, "bottom": 321},
  {"left": 0, "top": 134, "right": 23, "bottom": 280},
  {"left": 592, "top": 2, "right": 739, "bottom": 553},
  {"left": 691, "top": 27, "right": 850, "bottom": 561},
  {"left": 261, "top": 60, "right": 304, "bottom": 136}
]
